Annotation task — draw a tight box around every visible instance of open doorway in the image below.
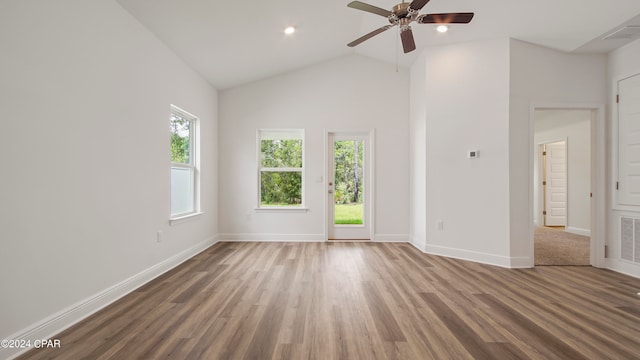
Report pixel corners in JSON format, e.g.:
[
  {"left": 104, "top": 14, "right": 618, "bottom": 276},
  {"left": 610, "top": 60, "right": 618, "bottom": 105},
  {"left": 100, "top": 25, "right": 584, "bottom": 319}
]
[{"left": 533, "top": 109, "right": 591, "bottom": 265}]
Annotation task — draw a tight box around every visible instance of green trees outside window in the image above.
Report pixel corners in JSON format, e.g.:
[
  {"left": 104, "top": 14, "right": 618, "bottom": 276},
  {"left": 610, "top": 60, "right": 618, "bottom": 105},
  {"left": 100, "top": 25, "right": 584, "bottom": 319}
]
[
  {"left": 259, "top": 134, "right": 303, "bottom": 206},
  {"left": 334, "top": 140, "right": 364, "bottom": 224},
  {"left": 170, "top": 114, "right": 190, "bottom": 164}
]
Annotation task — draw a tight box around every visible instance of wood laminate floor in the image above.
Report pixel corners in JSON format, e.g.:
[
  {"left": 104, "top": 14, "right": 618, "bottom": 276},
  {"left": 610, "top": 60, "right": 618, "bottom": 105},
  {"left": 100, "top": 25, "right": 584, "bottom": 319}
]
[{"left": 19, "top": 242, "right": 640, "bottom": 360}]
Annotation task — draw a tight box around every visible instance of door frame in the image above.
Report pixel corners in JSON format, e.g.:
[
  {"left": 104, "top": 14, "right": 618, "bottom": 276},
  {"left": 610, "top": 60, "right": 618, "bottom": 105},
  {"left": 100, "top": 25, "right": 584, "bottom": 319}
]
[
  {"left": 324, "top": 129, "right": 375, "bottom": 241},
  {"left": 529, "top": 103, "right": 605, "bottom": 268},
  {"left": 614, "top": 73, "right": 640, "bottom": 208}
]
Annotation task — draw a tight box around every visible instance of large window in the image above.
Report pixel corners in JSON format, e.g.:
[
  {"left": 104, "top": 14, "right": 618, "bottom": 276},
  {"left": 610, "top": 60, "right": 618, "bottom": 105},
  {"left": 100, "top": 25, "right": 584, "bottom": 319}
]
[
  {"left": 258, "top": 130, "right": 304, "bottom": 208},
  {"left": 170, "top": 105, "right": 199, "bottom": 218}
]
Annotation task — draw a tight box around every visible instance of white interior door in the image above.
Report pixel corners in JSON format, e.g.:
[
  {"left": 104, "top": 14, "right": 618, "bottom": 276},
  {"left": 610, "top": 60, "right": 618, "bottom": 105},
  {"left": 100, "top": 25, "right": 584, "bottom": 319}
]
[
  {"left": 327, "top": 132, "right": 370, "bottom": 240},
  {"left": 544, "top": 141, "right": 567, "bottom": 226},
  {"left": 617, "top": 74, "right": 640, "bottom": 206}
]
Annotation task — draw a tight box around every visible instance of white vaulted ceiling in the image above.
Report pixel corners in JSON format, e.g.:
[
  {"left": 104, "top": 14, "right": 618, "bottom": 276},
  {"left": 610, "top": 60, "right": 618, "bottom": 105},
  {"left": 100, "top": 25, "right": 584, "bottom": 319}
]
[{"left": 116, "top": 0, "right": 640, "bottom": 89}]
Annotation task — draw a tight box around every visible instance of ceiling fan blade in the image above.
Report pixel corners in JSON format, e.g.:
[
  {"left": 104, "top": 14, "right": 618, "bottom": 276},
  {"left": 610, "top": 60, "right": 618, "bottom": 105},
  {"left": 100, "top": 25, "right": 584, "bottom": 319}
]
[
  {"left": 348, "top": 25, "right": 394, "bottom": 47},
  {"left": 417, "top": 12, "right": 475, "bottom": 24},
  {"left": 400, "top": 27, "right": 416, "bottom": 53},
  {"left": 347, "top": 1, "right": 393, "bottom": 17},
  {"left": 409, "top": 0, "right": 430, "bottom": 11}
]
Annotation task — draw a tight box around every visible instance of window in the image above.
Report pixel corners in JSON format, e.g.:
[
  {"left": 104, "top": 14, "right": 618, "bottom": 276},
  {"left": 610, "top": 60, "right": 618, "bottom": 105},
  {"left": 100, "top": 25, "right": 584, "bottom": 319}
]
[
  {"left": 258, "top": 130, "right": 304, "bottom": 208},
  {"left": 170, "top": 105, "right": 199, "bottom": 218}
]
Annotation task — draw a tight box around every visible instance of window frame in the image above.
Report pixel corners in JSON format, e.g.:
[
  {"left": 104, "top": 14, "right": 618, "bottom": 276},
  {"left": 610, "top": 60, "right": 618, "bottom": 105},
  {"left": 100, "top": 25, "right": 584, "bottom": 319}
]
[
  {"left": 170, "top": 105, "right": 201, "bottom": 221},
  {"left": 256, "top": 129, "right": 307, "bottom": 211}
]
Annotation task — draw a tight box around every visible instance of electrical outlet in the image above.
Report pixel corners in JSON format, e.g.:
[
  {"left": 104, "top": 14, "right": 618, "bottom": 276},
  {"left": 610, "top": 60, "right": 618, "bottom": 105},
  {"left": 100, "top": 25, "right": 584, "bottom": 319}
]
[{"left": 436, "top": 220, "right": 444, "bottom": 230}]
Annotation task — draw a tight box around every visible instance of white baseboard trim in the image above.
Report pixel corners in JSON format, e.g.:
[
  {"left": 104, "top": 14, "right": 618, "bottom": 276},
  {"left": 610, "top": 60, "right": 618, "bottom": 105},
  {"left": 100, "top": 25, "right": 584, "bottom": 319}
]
[
  {"left": 373, "top": 234, "right": 409, "bottom": 242},
  {"left": 218, "top": 233, "right": 409, "bottom": 243},
  {"left": 409, "top": 235, "right": 426, "bottom": 251},
  {"left": 218, "top": 233, "right": 324, "bottom": 242},
  {"left": 604, "top": 258, "right": 640, "bottom": 279},
  {"left": 1, "top": 236, "right": 217, "bottom": 360},
  {"left": 565, "top": 226, "right": 591, "bottom": 237},
  {"left": 424, "top": 244, "right": 532, "bottom": 269},
  {"left": 409, "top": 241, "right": 425, "bottom": 253}
]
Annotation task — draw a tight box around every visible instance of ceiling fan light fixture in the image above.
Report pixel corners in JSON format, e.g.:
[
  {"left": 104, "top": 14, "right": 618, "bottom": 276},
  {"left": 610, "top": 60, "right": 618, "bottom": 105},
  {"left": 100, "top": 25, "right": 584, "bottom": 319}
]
[
  {"left": 436, "top": 25, "right": 448, "bottom": 33},
  {"left": 284, "top": 26, "right": 296, "bottom": 35}
]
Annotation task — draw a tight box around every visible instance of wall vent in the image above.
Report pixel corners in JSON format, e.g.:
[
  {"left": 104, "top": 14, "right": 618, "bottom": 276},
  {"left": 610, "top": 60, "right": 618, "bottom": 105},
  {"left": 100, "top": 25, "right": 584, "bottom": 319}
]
[
  {"left": 603, "top": 25, "right": 640, "bottom": 40},
  {"left": 621, "top": 217, "right": 640, "bottom": 262}
]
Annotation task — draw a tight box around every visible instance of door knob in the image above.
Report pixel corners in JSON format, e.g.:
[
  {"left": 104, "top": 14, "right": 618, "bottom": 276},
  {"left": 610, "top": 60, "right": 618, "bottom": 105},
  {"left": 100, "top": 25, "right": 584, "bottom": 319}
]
[
  {"left": 329, "top": 182, "right": 333, "bottom": 186},
  {"left": 328, "top": 190, "right": 333, "bottom": 194}
]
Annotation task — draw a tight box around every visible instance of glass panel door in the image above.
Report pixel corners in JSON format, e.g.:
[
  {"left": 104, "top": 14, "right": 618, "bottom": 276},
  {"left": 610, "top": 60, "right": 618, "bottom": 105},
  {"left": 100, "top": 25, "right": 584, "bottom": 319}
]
[{"left": 327, "top": 132, "right": 370, "bottom": 240}]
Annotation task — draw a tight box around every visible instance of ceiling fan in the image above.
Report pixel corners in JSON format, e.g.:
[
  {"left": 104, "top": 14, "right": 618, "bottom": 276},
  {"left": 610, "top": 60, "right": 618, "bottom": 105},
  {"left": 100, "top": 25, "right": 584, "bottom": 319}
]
[{"left": 347, "top": 0, "right": 474, "bottom": 53}]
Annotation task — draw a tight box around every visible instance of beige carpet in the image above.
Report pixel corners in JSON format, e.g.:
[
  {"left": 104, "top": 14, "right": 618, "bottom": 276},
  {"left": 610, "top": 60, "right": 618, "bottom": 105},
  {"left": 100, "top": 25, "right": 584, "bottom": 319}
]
[{"left": 535, "top": 227, "right": 590, "bottom": 266}]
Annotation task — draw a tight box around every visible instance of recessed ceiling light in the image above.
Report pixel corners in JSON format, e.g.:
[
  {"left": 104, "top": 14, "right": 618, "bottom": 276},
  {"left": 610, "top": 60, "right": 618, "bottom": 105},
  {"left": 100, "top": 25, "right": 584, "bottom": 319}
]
[
  {"left": 436, "top": 25, "right": 448, "bottom": 33},
  {"left": 284, "top": 26, "right": 295, "bottom": 35}
]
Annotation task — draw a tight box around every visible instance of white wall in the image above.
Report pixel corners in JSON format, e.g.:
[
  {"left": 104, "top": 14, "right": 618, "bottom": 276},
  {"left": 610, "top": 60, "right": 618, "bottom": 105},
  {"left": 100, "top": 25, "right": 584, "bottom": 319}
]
[
  {"left": 420, "top": 39, "right": 513, "bottom": 266},
  {"left": 409, "top": 51, "right": 428, "bottom": 249},
  {"left": 534, "top": 110, "right": 592, "bottom": 235},
  {"left": 607, "top": 38, "right": 640, "bottom": 277},
  {"left": 218, "top": 55, "right": 410, "bottom": 241},
  {"left": 509, "top": 39, "right": 607, "bottom": 264},
  {"left": 0, "top": 0, "right": 218, "bottom": 354},
  {"left": 409, "top": 38, "right": 607, "bottom": 268}
]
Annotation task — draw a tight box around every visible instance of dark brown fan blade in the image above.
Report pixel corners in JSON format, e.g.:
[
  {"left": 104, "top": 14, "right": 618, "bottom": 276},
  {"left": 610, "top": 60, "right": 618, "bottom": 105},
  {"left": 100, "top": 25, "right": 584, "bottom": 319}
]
[
  {"left": 409, "top": 0, "right": 430, "bottom": 11},
  {"left": 348, "top": 25, "right": 394, "bottom": 47},
  {"left": 400, "top": 27, "right": 416, "bottom": 53},
  {"left": 417, "top": 12, "right": 474, "bottom": 24},
  {"left": 347, "top": 1, "right": 393, "bottom": 17}
]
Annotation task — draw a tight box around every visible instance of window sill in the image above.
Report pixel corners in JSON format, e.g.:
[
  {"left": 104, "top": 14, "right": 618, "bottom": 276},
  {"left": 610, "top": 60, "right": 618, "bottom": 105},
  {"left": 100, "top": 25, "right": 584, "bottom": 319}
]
[
  {"left": 254, "top": 207, "right": 308, "bottom": 213},
  {"left": 169, "top": 212, "right": 204, "bottom": 225}
]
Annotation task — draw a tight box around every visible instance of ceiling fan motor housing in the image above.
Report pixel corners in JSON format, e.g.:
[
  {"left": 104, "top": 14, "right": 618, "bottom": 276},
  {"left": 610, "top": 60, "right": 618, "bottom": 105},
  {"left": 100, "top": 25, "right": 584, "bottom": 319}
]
[
  {"left": 389, "top": 3, "right": 420, "bottom": 25},
  {"left": 392, "top": 3, "right": 410, "bottom": 18}
]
